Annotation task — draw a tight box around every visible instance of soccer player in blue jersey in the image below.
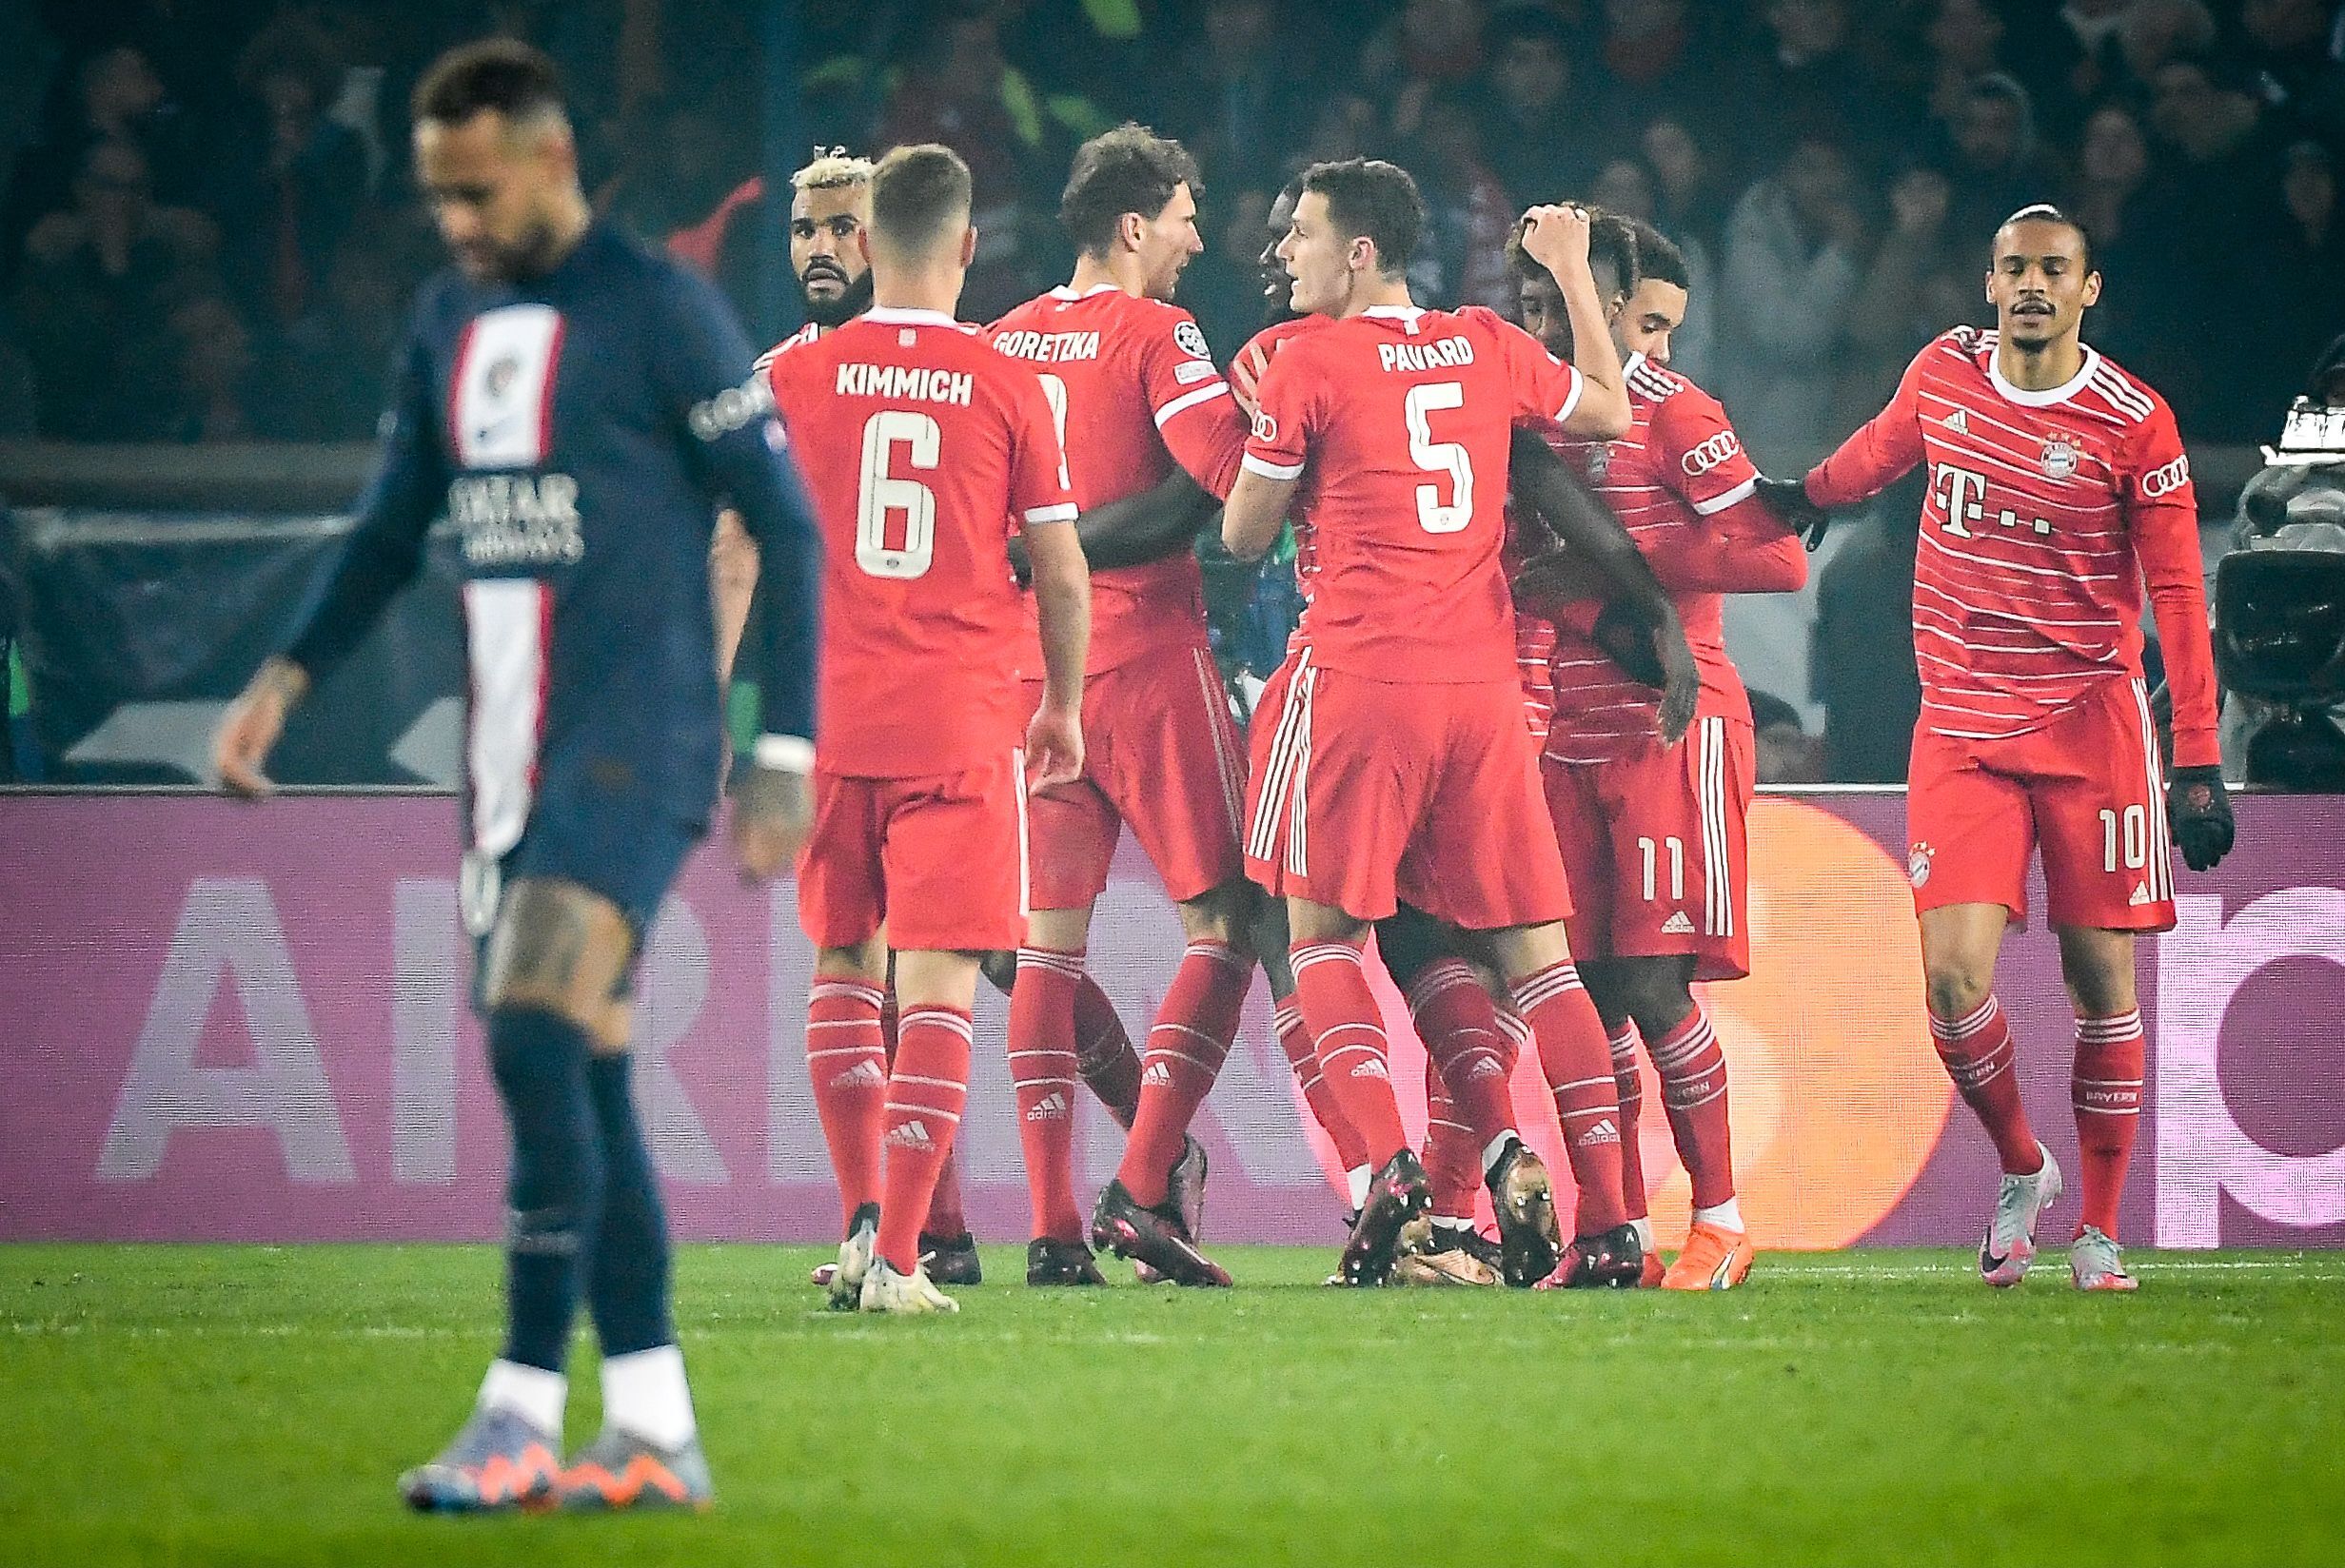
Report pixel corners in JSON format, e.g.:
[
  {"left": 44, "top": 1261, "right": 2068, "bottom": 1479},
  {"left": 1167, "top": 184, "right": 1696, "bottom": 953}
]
[{"left": 211, "top": 40, "right": 820, "bottom": 1515}]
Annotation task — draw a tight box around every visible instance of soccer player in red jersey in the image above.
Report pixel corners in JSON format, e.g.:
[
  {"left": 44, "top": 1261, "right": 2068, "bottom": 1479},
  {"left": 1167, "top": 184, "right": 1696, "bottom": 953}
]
[
  {"left": 1782, "top": 205, "right": 2235, "bottom": 1290},
  {"left": 765, "top": 144, "right": 1094, "bottom": 1313},
  {"left": 1512, "top": 213, "right": 1810, "bottom": 1290},
  {"left": 1225, "top": 158, "right": 1672, "bottom": 1288},
  {"left": 985, "top": 127, "right": 1256, "bottom": 1285},
  {"left": 736, "top": 150, "right": 995, "bottom": 1288}
]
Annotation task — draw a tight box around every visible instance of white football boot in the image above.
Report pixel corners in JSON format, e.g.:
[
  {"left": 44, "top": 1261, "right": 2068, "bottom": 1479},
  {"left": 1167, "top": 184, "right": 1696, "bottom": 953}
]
[
  {"left": 827, "top": 1203, "right": 879, "bottom": 1310},
  {"left": 1979, "top": 1143, "right": 2062, "bottom": 1287},
  {"left": 859, "top": 1255, "right": 960, "bottom": 1314},
  {"left": 2070, "top": 1225, "right": 2139, "bottom": 1291}
]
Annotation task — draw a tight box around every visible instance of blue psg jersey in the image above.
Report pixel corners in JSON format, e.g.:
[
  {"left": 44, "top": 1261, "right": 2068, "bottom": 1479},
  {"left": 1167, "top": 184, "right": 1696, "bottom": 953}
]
[{"left": 284, "top": 221, "right": 821, "bottom": 848}]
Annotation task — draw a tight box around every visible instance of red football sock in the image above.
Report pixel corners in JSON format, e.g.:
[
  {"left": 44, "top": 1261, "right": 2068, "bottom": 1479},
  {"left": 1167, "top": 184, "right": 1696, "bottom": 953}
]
[
  {"left": 1608, "top": 1022, "right": 1648, "bottom": 1221},
  {"left": 1275, "top": 995, "right": 1368, "bottom": 1170},
  {"left": 1116, "top": 940, "right": 1251, "bottom": 1206},
  {"left": 877, "top": 1006, "right": 973, "bottom": 1274},
  {"left": 1515, "top": 961, "right": 1628, "bottom": 1235},
  {"left": 807, "top": 978, "right": 889, "bottom": 1230},
  {"left": 1008, "top": 947, "right": 1086, "bottom": 1243},
  {"left": 1422, "top": 1056, "right": 1480, "bottom": 1223},
  {"left": 881, "top": 992, "right": 966, "bottom": 1236},
  {"left": 1291, "top": 939, "right": 1409, "bottom": 1166},
  {"left": 1929, "top": 995, "right": 2041, "bottom": 1176},
  {"left": 2073, "top": 1009, "right": 2144, "bottom": 1240},
  {"left": 1073, "top": 972, "right": 1140, "bottom": 1129},
  {"left": 1649, "top": 1003, "right": 1736, "bottom": 1212},
  {"left": 1407, "top": 960, "right": 1518, "bottom": 1152}
]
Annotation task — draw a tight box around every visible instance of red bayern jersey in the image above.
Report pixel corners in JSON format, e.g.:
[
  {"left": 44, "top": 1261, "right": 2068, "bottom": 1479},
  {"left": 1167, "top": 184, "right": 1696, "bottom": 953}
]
[
  {"left": 1540, "top": 353, "right": 1800, "bottom": 763},
  {"left": 766, "top": 305, "right": 1076, "bottom": 776},
  {"left": 1807, "top": 328, "right": 2217, "bottom": 766},
  {"left": 1244, "top": 304, "right": 1585, "bottom": 683},
  {"left": 1232, "top": 315, "right": 1330, "bottom": 652},
  {"left": 987, "top": 284, "right": 1248, "bottom": 672}
]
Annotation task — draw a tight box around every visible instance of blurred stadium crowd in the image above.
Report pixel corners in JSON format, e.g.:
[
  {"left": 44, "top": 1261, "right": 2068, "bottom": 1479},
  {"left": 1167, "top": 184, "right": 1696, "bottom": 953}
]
[
  {"left": 1, "top": 0, "right": 2341, "bottom": 782},
  {"left": 5, "top": 0, "right": 2340, "bottom": 453}
]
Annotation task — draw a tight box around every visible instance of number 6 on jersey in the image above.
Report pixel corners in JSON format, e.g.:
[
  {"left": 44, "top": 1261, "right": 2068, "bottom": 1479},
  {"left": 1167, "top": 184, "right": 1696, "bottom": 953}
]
[{"left": 857, "top": 408, "right": 939, "bottom": 578}]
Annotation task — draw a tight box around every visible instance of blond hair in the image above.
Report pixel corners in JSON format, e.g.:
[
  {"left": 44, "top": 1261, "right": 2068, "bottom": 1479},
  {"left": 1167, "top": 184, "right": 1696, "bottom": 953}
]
[{"left": 792, "top": 148, "right": 875, "bottom": 193}]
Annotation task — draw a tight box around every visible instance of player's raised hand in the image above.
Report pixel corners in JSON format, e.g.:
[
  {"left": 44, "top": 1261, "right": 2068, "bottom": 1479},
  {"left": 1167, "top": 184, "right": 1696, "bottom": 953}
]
[
  {"left": 1756, "top": 475, "right": 1833, "bottom": 551},
  {"left": 1025, "top": 700, "right": 1084, "bottom": 790},
  {"left": 1517, "top": 203, "right": 1593, "bottom": 279},
  {"left": 731, "top": 755, "right": 814, "bottom": 882},
  {"left": 213, "top": 657, "right": 307, "bottom": 797},
  {"left": 2166, "top": 765, "right": 2236, "bottom": 872}
]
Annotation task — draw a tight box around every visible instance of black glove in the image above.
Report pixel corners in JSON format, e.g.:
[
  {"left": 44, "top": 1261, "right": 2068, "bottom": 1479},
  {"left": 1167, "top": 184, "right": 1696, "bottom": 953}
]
[
  {"left": 1756, "top": 475, "right": 1832, "bottom": 551},
  {"left": 2167, "top": 764, "right": 2235, "bottom": 872}
]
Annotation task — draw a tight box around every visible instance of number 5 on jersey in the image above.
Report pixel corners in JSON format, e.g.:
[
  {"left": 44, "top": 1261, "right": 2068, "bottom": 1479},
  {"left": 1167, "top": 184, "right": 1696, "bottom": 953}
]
[{"left": 1406, "top": 381, "right": 1472, "bottom": 534}]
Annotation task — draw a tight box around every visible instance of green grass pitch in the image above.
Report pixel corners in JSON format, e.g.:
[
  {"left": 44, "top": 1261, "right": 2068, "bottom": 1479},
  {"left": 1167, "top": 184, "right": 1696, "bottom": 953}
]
[{"left": 4, "top": 1244, "right": 2341, "bottom": 1567}]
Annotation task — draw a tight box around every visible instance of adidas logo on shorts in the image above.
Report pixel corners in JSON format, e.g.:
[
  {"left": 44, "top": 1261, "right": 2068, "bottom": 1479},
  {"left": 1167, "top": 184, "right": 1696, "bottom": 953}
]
[
  {"left": 1026, "top": 1090, "right": 1070, "bottom": 1123},
  {"left": 830, "top": 1059, "right": 887, "bottom": 1090},
  {"left": 885, "top": 1120, "right": 936, "bottom": 1151},
  {"left": 1660, "top": 911, "right": 1696, "bottom": 935},
  {"left": 2129, "top": 882, "right": 2153, "bottom": 906}
]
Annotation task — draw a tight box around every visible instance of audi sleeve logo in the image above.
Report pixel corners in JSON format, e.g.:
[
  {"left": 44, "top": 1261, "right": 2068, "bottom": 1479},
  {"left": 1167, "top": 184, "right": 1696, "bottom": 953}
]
[
  {"left": 2140, "top": 453, "right": 2191, "bottom": 500},
  {"left": 1251, "top": 409, "right": 1279, "bottom": 442},
  {"left": 1680, "top": 430, "right": 1742, "bottom": 478}
]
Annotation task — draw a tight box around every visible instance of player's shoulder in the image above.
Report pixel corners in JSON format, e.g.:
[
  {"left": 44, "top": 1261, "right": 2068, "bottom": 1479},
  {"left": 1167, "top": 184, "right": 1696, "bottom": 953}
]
[
  {"left": 1627, "top": 352, "right": 1694, "bottom": 404},
  {"left": 1239, "top": 315, "right": 1324, "bottom": 361},
  {"left": 1112, "top": 290, "right": 1217, "bottom": 360},
  {"left": 755, "top": 321, "right": 822, "bottom": 374},
  {"left": 1920, "top": 324, "right": 1994, "bottom": 376},
  {"left": 1454, "top": 304, "right": 1536, "bottom": 350},
  {"left": 2079, "top": 345, "right": 2169, "bottom": 428}
]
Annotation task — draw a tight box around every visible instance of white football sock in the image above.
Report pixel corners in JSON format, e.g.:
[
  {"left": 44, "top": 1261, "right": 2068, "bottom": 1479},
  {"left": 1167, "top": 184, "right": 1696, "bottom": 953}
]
[
  {"left": 1630, "top": 1216, "right": 1656, "bottom": 1253},
  {"left": 1693, "top": 1198, "right": 1744, "bottom": 1233},
  {"left": 601, "top": 1343, "right": 698, "bottom": 1450},
  {"left": 1347, "top": 1165, "right": 1372, "bottom": 1210},
  {"left": 478, "top": 1359, "right": 565, "bottom": 1437},
  {"left": 1479, "top": 1130, "right": 1520, "bottom": 1178}
]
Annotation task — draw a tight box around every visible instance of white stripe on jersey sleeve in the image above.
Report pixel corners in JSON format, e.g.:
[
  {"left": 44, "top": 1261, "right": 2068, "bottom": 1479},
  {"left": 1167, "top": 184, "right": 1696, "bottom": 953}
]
[
  {"left": 1153, "top": 381, "right": 1232, "bottom": 427},
  {"left": 1242, "top": 453, "right": 1305, "bottom": 481},
  {"left": 1023, "top": 503, "right": 1079, "bottom": 524},
  {"left": 1689, "top": 476, "right": 1757, "bottom": 516}
]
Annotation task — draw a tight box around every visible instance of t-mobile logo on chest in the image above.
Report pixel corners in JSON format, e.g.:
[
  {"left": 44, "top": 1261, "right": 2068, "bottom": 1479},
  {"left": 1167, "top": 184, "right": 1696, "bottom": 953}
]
[{"left": 1932, "top": 462, "right": 2052, "bottom": 539}]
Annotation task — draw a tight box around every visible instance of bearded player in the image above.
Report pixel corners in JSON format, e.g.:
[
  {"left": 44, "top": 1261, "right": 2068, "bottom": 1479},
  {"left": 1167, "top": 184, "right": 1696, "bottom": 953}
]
[
  {"left": 721, "top": 149, "right": 991, "bottom": 1288},
  {"left": 1774, "top": 205, "right": 2234, "bottom": 1290},
  {"left": 986, "top": 126, "right": 1253, "bottom": 1285},
  {"left": 766, "top": 143, "right": 1093, "bottom": 1315},
  {"left": 1227, "top": 160, "right": 1685, "bottom": 1288},
  {"left": 1511, "top": 212, "right": 1810, "bottom": 1290}
]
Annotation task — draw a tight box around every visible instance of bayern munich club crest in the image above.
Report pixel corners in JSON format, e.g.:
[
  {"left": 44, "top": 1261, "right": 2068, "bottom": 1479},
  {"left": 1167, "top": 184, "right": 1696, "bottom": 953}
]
[
  {"left": 1908, "top": 842, "right": 1935, "bottom": 888},
  {"left": 1586, "top": 443, "right": 1613, "bottom": 480},
  {"left": 2039, "top": 435, "right": 2081, "bottom": 480}
]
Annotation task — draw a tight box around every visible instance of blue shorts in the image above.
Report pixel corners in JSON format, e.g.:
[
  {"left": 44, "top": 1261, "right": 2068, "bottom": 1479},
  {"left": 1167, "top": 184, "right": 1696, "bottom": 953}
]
[{"left": 463, "top": 765, "right": 705, "bottom": 1005}]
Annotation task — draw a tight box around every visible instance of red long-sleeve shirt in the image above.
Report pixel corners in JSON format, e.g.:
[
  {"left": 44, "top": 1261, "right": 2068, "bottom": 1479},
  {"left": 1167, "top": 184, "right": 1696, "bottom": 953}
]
[{"left": 1804, "top": 327, "right": 2217, "bottom": 768}]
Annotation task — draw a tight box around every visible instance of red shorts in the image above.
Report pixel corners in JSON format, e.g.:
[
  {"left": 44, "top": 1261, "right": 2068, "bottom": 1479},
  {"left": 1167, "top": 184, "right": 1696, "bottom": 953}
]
[
  {"left": 797, "top": 753, "right": 1029, "bottom": 952},
  {"left": 1023, "top": 642, "right": 1246, "bottom": 910},
  {"left": 1905, "top": 676, "right": 2176, "bottom": 931},
  {"left": 1244, "top": 655, "right": 1571, "bottom": 928},
  {"left": 1542, "top": 713, "right": 1753, "bottom": 982}
]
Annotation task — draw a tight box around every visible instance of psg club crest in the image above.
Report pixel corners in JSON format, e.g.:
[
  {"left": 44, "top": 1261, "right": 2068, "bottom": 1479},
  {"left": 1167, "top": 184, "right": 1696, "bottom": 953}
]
[
  {"left": 2039, "top": 435, "right": 2080, "bottom": 480},
  {"left": 1908, "top": 842, "right": 1934, "bottom": 889}
]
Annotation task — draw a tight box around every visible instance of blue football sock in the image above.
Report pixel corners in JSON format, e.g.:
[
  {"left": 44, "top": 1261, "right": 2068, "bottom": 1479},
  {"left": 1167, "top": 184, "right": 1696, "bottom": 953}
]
[
  {"left": 586, "top": 1052, "right": 675, "bottom": 1357},
  {"left": 488, "top": 1008, "right": 602, "bottom": 1373}
]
